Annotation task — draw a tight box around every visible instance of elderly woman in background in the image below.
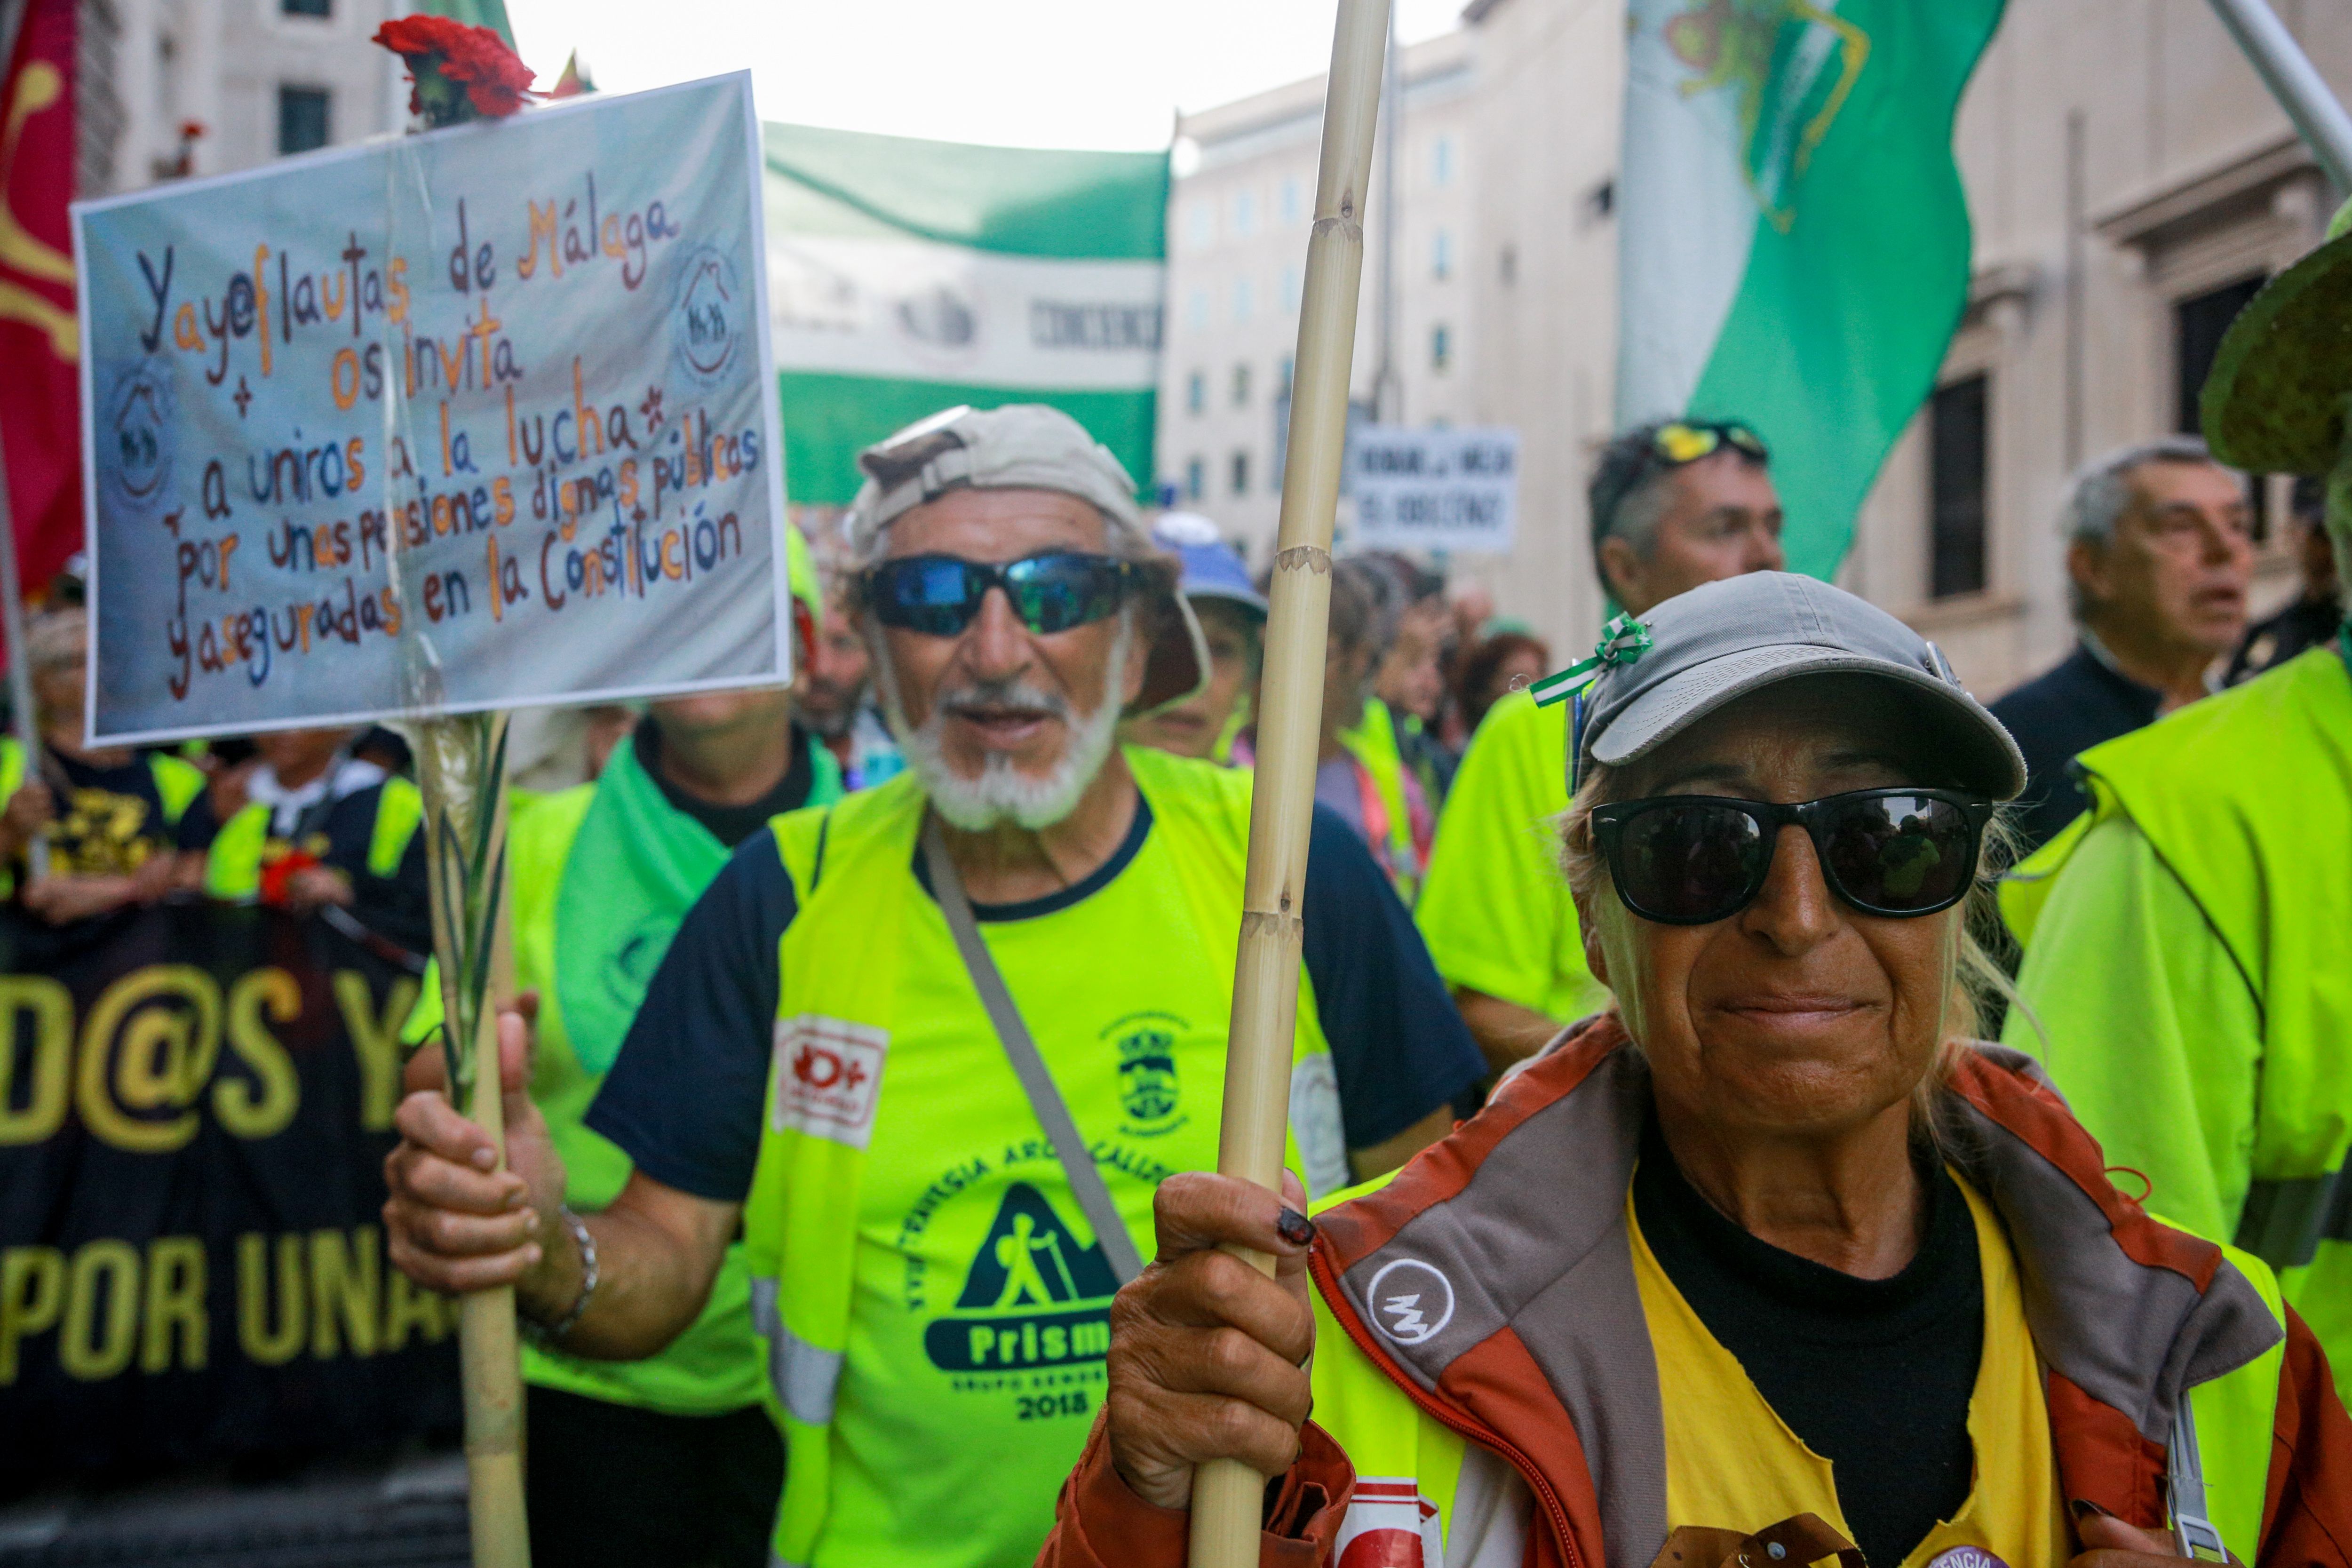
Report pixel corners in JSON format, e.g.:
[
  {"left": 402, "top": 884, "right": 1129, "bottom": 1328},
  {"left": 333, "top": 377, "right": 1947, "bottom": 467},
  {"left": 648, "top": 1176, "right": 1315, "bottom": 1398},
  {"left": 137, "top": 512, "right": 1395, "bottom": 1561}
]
[{"left": 1040, "top": 573, "right": 2352, "bottom": 1568}]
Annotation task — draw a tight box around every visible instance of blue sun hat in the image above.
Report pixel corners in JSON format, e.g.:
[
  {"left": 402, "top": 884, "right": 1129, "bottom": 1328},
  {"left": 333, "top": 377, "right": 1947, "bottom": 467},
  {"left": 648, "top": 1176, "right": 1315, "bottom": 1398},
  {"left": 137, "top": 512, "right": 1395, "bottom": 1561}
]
[{"left": 1152, "top": 512, "right": 1267, "bottom": 620}]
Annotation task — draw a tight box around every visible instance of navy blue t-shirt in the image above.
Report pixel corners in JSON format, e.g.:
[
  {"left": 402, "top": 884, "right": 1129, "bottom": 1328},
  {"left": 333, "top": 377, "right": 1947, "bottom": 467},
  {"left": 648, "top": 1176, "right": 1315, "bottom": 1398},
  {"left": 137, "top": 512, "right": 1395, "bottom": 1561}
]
[
  {"left": 587, "top": 799, "right": 1484, "bottom": 1203},
  {"left": 1987, "top": 644, "right": 2164, "bottom": 852}
]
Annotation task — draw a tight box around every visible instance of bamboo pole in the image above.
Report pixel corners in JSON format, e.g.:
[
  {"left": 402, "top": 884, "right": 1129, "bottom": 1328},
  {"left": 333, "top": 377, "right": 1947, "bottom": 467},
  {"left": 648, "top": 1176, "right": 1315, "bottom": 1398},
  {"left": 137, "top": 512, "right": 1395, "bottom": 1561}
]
[
  {"left": 414, "top": 710, "right": 529, "bottom": 1568},
  {"left": 1192, "top": 4, "right": 1389, "bottom": 1564},
  {"left": 2205, "top": 0, "right": 2352, "bottom": 191}
]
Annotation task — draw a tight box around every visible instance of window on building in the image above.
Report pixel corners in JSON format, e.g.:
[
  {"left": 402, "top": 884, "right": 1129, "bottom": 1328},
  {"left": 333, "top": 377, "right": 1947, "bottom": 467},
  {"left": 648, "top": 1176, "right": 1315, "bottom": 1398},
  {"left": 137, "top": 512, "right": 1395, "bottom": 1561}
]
[
  {"left": 1234, "top": 189, "right": 1257, "bottom": 238},
  {"left": 1927, "top": 374, "right": 1989, "bottom": 600},
  {"left": 1186, "top": 372, "right": 1206, "bottom": 416},
  {"left": 277, "top": 86, "right": 330, "bottom": 154},
  {"left": 1430, "top": 323, "right": 1452, "bottom": 373},
  {"left": 1232, "top": 362, "right": 1252, "bottom": 407},
  {"left": 1186, "top": 202, "right": 1214, "bottom": 250},
  {"left": 1431, "top": 135, "right": 1454, "bottom": 187},
  {"left": 282, "top": 0, "right": 331, "bottom": 14},
  {"left": 1280, "top": 265, "right": 1302, "bottom": 313},
  {"left": 2175, "top": 275, "right": 2271, "bottom": 541},
  {"left": 1230, "top": 451, "right": 1251, "bottom": 496},
  {"left": 1185, "top": 458, "right": 1206, "bottom": 501},
  {"left": 1279, "top": 176, "right": 1303, "bottom": 226},
  {"left": 1432, "top": 228, "right": 1453, "bottom": 280},
  {"left": 1276, "top": 355, "right": 1294, "bottom": 399},
  {"left": 1187, "top": 288, "right": 1210, "bottom": 331},
  {"left": 1232, "top": 276, "right": 1253, "bottom": 324}
]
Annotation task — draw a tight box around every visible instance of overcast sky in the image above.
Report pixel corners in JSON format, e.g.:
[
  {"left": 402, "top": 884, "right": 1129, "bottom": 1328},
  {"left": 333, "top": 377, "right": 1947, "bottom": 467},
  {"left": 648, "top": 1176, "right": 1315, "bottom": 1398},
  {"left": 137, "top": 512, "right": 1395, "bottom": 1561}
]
[{"left": 502, "top": 0, "right": 1467, "bottom": 151}]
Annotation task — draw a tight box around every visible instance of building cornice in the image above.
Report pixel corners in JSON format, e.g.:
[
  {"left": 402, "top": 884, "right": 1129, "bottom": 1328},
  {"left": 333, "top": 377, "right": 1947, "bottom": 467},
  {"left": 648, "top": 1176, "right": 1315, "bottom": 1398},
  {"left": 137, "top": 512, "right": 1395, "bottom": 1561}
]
[{"left": 2093, "top": 129, "right": 2320, "bottom": 249}]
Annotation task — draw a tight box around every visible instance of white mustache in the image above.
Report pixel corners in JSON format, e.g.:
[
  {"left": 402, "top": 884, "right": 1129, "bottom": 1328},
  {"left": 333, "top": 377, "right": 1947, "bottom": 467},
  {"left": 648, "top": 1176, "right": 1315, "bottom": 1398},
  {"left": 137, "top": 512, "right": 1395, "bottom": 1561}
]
[{"left": 939, "top": 680, "right": 1070, "bottom": 723}]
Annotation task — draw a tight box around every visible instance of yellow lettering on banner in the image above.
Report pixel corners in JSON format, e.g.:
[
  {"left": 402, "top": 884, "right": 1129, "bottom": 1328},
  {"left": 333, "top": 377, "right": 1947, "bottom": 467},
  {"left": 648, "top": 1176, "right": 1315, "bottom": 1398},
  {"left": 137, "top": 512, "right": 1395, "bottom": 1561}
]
[
  {"left": 237, "top": 1232, "right": 304, "bottom": 1365},
  {"left": 59, "top": 1240, "right": 139, "bottom": 1381},
  {"left": 309, "top": 1226, "right": 378, "bottom": 1360},
  {"left": 0, "top": 975, "right": 71, "bottom": 1145},
  {"left": 382, "top": 1265, "right": 451, "bottom": 1353},
  {"left": 217, "top": 969, "right": 301, "bottom": 1139},
  {"left": 338, "top": 971, "right": 418, "bottom": 1132},
  {"left": 141, "top": 1236, "right": 207, "bottom": 1374},
  {"left": 0, "top": 1247, "right": 63, "bottom": 1384},
  {"left": 521, "top": 199, "right": 562, "bottom": 280},
  {"left": 77, "top": 965, "right": 222, "bottom": 1153}
]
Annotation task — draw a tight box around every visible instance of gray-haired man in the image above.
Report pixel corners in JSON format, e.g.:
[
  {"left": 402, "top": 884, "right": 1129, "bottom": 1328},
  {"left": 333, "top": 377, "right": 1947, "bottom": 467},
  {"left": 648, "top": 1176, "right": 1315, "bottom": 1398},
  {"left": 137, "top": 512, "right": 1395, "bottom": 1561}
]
[
  {"left": 380, "top": 404, "right": 1482, "bottom": 1568},
  {"left": 1989, "top": 436, "right": 2253, "bottom": 851}
]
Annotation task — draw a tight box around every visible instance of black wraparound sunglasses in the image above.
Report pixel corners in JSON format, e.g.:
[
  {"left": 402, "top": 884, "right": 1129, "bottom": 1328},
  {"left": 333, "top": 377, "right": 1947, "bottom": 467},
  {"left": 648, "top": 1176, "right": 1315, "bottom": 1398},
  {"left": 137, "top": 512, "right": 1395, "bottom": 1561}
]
[
  {"left": 862, "top": 551, "right": 1141, "bottom": 637},
  {"left": 1591, "top": 788, "right": 1996, "bottom": 926}
]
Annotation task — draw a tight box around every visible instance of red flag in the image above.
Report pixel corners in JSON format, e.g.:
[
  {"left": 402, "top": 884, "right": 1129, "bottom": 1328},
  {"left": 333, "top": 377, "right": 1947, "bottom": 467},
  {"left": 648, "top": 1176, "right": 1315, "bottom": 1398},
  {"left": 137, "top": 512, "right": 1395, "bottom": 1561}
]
[{"left": 0, "top": 0, "right": 82, "bottom": 603}]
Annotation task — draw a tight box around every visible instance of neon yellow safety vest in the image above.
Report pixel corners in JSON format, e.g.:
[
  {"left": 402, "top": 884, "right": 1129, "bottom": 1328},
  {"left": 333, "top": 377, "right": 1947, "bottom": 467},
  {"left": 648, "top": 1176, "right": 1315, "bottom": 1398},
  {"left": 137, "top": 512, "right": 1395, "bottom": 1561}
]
[
  {"left": 1339, "top": 698, "right": 1422, "bottom": 903},
  {"left": 402, "top": 782, "right": 758, "bottom": 1415},
  {"left": 201, "top": 776, "right": 425, "bottom": 899},
  {"left": 741, "top": 746, "right": 1346, "bottom": 1568},
  {"left": 1304, "top": 1174, "right": 2288, "bottom": 1568},
  {"left": 0, "top": 738, "right": 205, "bottom": 898},
  {"left": 2003, "top": 644, "right": 2352, "bottom": 1384}
]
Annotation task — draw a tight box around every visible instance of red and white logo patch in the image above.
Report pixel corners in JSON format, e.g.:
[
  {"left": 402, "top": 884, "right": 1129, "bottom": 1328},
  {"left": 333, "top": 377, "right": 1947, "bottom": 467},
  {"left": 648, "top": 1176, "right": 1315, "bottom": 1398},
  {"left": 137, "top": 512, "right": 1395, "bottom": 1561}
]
[
  {"left": 772, "top": 1015, "right": 888, "bottom": 1148},
  {"left": 1334, "top": 1477, "right": 1441, "bottom": 1568}
]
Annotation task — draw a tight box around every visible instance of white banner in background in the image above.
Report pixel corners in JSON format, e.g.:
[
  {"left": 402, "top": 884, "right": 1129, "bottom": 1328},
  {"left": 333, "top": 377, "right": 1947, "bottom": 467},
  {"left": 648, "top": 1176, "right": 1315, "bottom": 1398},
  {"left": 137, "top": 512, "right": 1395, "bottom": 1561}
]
[{"left": 1346, "top": 426, "right": 1520, "bottom": 554}]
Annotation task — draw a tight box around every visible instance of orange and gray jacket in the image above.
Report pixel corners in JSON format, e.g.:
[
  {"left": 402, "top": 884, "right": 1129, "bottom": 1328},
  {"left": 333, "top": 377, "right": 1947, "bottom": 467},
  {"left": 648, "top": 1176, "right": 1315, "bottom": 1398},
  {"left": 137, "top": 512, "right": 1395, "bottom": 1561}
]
[{"left": 1041, "top": 1016, "right": 2352, "bottom": 1568}]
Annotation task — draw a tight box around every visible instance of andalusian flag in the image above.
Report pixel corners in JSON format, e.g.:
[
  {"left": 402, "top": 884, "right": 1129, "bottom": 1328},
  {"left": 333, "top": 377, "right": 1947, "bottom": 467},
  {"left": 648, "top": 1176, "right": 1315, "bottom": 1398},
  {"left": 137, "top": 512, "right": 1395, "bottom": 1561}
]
[
  {"left": 763, "top": 125, "right": 1169, "bottom": 505},
  {"left": 1616, "top": 0, "right": 2004, "bottom": 576}
]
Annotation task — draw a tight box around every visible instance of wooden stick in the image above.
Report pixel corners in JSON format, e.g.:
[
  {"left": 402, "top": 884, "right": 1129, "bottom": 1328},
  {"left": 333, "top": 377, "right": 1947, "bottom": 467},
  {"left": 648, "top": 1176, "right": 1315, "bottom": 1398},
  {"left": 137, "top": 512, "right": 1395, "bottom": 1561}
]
[
  {"left": 1191, "top": 4, "right": 1389, "bottom": 1563},
  {"left": 416, "top": 710, "right": 530, "bottom": 1568}
]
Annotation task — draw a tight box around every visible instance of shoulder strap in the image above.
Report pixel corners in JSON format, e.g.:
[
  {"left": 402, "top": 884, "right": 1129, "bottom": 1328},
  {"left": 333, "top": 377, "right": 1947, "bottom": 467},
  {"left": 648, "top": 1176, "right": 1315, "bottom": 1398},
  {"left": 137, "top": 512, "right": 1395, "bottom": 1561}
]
[{"left": 918, "top": 816, "right": 1143, "bottom": 1284}]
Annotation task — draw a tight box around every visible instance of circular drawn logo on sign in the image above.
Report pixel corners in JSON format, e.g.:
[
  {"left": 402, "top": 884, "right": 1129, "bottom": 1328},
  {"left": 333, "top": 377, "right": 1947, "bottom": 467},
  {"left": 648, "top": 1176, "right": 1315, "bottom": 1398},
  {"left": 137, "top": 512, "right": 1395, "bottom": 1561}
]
[
  {"left": 668, "top": 244, "right": 743, "bottom": 387},
  {"left": 101, "top": 359, "right": 176, "bottom": 516},
  {"left": 1365, "top": 1258, "right": 1455, "bottom": 1347},
  {"left": 1924, "top": 1548, "right": 2010, "bottom": 1568}
]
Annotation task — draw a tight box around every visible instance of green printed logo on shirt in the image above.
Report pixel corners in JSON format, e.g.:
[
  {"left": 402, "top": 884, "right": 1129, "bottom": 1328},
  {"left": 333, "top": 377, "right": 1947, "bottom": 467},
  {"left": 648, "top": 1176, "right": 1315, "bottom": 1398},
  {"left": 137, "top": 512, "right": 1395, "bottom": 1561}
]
[
  {"left": 922, "top": 1184, "right": 1119, "bottom": 1374},
  {"left": 1110, "top": 1011, "right": 1187, "bottom": 1137}
]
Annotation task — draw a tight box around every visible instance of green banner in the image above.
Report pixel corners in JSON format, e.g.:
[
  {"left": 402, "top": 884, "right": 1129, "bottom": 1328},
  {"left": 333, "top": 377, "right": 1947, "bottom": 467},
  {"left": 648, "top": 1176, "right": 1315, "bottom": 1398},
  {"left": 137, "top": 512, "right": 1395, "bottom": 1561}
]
[{"left": 763, "top": 123, "right": 1169, "bottom": 506}]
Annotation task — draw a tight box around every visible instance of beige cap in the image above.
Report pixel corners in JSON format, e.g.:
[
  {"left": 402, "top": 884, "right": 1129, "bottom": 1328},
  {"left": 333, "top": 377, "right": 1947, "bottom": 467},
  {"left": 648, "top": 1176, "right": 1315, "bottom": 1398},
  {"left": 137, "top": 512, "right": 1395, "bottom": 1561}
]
[
  {"left": 849, "top": 404, "right": 1143, "bottom": 542},
  {"left": 847, "top": 405, "right": 1205, "bottom": 714}
]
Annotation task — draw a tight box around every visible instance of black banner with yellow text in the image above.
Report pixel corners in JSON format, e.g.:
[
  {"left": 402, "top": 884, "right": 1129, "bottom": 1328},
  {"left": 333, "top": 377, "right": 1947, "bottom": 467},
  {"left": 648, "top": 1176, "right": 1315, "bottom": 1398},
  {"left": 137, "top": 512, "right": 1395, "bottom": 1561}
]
[{"left": 0, "top": 901, "right": 457, "bottom": 1496}]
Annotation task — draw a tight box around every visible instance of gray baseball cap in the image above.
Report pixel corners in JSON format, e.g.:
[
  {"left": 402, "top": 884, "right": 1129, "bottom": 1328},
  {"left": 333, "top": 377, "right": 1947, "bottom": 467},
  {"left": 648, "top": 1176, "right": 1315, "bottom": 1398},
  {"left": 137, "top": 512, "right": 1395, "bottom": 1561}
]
[{"left": 1573, "top": 572, "right": 2026, "bottom": 799}]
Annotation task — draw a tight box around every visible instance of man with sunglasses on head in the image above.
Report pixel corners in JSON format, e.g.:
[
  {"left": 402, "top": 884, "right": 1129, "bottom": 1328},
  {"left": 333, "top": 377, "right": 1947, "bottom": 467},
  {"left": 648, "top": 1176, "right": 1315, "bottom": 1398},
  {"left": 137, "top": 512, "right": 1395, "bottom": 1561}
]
[
  {"left": 1418, "top": 418, "right": 1784, "bottom": 1069},
  {"left": 380, "top": 404, "right": 1484, "bottom": 1568}
]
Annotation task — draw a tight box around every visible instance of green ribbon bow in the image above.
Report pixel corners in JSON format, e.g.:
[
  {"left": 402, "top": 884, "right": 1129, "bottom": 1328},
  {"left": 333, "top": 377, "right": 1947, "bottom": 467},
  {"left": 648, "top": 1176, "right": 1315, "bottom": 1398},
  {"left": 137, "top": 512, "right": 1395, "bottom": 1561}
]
[{"left": 1530, "top": 613, "right": 1653, "bottom": 708}]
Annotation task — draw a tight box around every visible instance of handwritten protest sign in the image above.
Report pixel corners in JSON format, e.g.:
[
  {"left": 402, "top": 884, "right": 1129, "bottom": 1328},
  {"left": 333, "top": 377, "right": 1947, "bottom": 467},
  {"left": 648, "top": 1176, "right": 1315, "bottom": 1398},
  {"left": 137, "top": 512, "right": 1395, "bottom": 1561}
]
[{"left": 74, "top": 74, "right": 787, "bottom": 745}]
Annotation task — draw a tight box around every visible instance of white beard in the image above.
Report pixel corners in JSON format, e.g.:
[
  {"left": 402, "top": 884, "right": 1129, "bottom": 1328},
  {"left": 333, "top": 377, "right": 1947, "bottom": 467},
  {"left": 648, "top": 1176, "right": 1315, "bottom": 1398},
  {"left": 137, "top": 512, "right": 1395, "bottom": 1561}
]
[{"left": 879, "top": 616, "right": 1133, "bottom": 832}]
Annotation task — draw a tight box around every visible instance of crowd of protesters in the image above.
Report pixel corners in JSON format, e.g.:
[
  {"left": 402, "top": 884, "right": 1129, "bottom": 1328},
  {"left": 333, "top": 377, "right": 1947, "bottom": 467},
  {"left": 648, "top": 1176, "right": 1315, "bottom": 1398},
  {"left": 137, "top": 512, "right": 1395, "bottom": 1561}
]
[{"left": 6, "top": 387, "right": 2348, "bottom": 1567}]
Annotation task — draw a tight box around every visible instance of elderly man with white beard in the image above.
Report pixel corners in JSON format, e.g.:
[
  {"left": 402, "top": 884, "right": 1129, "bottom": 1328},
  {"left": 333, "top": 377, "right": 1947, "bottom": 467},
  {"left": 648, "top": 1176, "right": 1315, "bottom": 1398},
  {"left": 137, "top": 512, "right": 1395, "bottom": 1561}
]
[{"left": 380, "top": 404, "right": 1485, "bottom": 1568}]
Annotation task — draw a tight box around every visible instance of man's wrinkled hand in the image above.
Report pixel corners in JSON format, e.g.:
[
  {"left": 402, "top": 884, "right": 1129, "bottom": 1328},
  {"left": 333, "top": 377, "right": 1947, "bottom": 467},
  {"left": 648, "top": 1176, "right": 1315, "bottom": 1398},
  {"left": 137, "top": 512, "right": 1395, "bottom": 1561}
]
[{"left": 383, "top": 1002, "right": 570, "bottom": 1310}]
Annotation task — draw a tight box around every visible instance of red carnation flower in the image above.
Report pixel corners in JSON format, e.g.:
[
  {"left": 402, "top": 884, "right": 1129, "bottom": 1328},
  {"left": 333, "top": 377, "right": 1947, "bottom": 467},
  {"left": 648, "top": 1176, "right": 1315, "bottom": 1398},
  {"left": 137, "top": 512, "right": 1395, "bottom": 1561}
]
[{"left": 373, "top": 15, "right": 538, "bottom": 126}]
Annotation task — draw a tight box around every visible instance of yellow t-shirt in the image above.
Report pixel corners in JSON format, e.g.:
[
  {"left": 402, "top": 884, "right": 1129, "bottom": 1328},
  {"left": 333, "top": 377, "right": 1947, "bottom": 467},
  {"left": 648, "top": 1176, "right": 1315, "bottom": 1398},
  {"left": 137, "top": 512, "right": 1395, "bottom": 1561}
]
[
  {"left": 1414, "top": 691, "right": 1608, "bottom": 1020},
  {"left": 1630, "top": 1172, "right": 2071, "bottom": 1568}
]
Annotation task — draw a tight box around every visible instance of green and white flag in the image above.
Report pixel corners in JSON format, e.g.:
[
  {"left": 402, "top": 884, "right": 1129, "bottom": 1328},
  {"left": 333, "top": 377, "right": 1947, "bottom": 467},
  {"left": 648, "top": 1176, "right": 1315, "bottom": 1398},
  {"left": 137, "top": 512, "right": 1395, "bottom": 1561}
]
[
  {"left": 1616, "top": 0, "right": 2004, "bottom": 577},
  {"left": 764, "top": 124, "right": 1169, "bottom": 505}
]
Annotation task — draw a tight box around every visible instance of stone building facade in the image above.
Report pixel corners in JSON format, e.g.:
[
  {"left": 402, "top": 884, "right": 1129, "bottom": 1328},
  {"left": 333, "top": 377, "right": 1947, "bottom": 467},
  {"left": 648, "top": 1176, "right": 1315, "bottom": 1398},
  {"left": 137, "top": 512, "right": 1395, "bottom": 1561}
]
[
  {"left": 58, "top": 0, "right": 402, "bottom": 201},
  {"left": 1160, "top": 0, "right": 2350, "bottom": 700}
]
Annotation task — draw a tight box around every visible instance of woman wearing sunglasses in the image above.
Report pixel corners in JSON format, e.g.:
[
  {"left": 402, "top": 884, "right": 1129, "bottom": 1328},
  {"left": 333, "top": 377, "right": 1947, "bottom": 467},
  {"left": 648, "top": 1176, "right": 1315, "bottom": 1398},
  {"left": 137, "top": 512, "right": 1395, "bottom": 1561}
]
[{"left": 1039, "top": 572, "right": 2352, "bottom": 1568}]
